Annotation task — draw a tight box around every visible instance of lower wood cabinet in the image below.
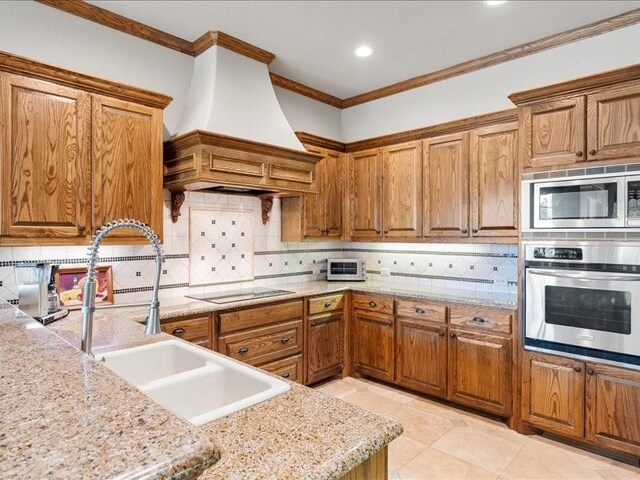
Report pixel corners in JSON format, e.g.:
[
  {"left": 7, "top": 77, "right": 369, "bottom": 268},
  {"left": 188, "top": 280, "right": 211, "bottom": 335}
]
[
  {"left": 352, "top": 309, "right": 395, "bottom": 382},
  {"left": 260, "top": 354, "right": 304, "bottom": 383},
  {"left": 585, "top": 363, "right": 640, "bottom": 456},
  {"left": 521, "top": 351, "right": 585, "bottom": 438},
  {"left": 307, "top": 311, "right": 344, "bottom": 384},
  {"left": 448, "top": 329, "right": 512, "bottom": 416},
  {"left": 161, "top": 315, "right": 212, "bottom": 349},
  {"left": 395, "top": 318, "right": 447, "bottom": 398}
]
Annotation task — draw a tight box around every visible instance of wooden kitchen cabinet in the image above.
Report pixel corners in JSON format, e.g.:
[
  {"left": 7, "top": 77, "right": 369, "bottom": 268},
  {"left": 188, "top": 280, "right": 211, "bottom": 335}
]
[
  {"left": 423, "top": 132, "right": 469, "bottom": 237},
  {"left": 587, "top": 83, "right": 640, "bottom": 162},
  {"left": 352, "top": 309, "right": 394, "bottom": 382},
  {"left": 161, "top": 315, "right": 212, "bottom": 349},
  {"left": 520, "top": 97, "right": 586, "bottom": 169},
  {"left": 300, "top": 144, "right": 325, "bottom": 238},
  {"left": 92, "top": 95, "right": 164, "bottom": 243},
  {"left": 470, "top": 122, "right": 519, "bottom": 237},
  {"left": 585, "top": 363, "right": 640, "bottom": 456},
  {"left": 349, "top": 149, "right": 383, "bottom": 239},
  {"left": 521, "top": 351, "right": 585, "bottom": 438},
  {"left": 261, "top": 354, "right": 304, "bottom": 383},
  {"left": 0, "top": 73, "right": 91, "bottom": 241},
  {"left": 448, "top": 329, "right": 512, "bottom": 416},
  {"left": 395, "top": 317, "right": 447, "bottom": 398},
  {"left": 307, "top": 311, "right": 344, "bottom": 384},
  {"left": 382, "top": 141, "right": 423, "bottom": 238}
]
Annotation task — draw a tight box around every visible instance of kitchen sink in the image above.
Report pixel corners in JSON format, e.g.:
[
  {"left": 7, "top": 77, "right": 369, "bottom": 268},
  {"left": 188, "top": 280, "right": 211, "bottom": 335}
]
[{"left": 99, "top": 340, "right": 291, "bottom": 426}]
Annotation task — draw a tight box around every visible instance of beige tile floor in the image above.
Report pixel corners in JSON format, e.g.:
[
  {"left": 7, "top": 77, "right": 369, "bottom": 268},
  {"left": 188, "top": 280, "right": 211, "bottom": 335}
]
[{"left": 315, "top": 377, "right": 640, "bottom": 480}]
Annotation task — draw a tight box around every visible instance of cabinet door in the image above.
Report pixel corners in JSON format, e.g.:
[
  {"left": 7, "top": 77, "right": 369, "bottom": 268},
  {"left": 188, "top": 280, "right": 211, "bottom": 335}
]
[
  {"left": 382, "top": 141, "right": 422, "bottom": 238},
  {"left": 0, "top": 74, "right": 90, "bottom": 240},
  {"left": 586, "top": 363, "right": 640, "bottom": 456},
  {"left": 470, "top": 122, "right": 519, "bottom": 237},
  {"left": 307, "top": 311, "right": 344, "bottom": 384},
  {"left": 521, "top": 97, "right": 586, "bottom": 169},
  {"left": 521, "top": 351, "right": 585, "bottom": 438},
  {"left": 350, "top": 149, "right": 382, "bottom": 239},
  {"left": 587, "top": 84, "right": 640, "bottom": 162},
  {"left": 352, "top": 309, "right": 394, "bottom": 382},
  {"left": 395, "top": 318, "right": 447, "bottom": 398},
  {"left": 302, "top": 144, "right": 325, "bottom": 238},
  {"left": 423, "top": 133, "right": 469, "bottom": 237},
  {"left": 92, "top": 95, "right": 163, "bottom": 242},
  {"left": 448, "top": 329, "right": 512, "bottom": 416},
  {"left": 323, "top": 149, "right": 344, "bottom": 238}
]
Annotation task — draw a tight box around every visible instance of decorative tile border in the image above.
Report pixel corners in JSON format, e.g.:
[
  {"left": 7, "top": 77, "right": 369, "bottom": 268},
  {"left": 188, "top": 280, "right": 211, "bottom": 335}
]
[
  {"left": 113, "top": 283, "right": 190, "bottom": 295},
  {"left": 255, "top": 271, "right": 314, "bottom": 280},
  {"left": 0, "top": 253, "right": 190, "bottom": 268},
  {"left": 256, "top": 248, "right": 516, "bottom": 258},
  {"left": 387, "top": 271, "right": 493, "bottom": 284}
]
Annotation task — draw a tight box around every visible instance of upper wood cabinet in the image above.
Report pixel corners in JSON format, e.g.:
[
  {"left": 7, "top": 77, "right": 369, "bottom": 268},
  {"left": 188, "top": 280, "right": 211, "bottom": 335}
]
[
  {"left": 281, "top": 146, "right": 345, "bottom": 241},
  {"left": 470, "top": 122, "right": 519, "bottom": 237},
  {"left": 520, "top": 98, "right": 586, "bottom": 169},
  {"left": 585, "top": 363, "right": 640, "bottom": 456},
  {"left": 381, "top": 141, "right": 423, "bottom": 238},
  {"left": 587, "top": 83, "right": 640, "bottom": 162},
  {"left": 423, "top": 132, "right": 469, "bottom": 237},
  {"left": 350, "top": 149, "right": 383, "bottom": 239},
  {"left": 521, "top": 351, "right": 585, "bottom": 438},
  {"left": 92, "top": 95, "right": 163, "bottom": 243},
  {"left": 0, "top": 53, "right": 171, "bottom": 245},
  {"left": 0, "top": 74, "right": 90, "bottom": 241}
]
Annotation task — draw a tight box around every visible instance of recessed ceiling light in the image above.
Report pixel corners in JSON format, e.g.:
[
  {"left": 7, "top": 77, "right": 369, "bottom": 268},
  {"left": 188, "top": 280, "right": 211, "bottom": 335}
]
[
  {"left": 486, "top": 0, "right": 508, "bottom": 5},
  {"left": 354, "top": 45, "right": 373, "bottom": 58}
]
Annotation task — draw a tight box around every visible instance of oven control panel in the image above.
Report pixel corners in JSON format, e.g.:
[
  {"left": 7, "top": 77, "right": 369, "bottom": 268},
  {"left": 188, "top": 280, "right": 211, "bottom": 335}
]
[{"left": 533, "top": 247, "right": 583, "bottom": 260}]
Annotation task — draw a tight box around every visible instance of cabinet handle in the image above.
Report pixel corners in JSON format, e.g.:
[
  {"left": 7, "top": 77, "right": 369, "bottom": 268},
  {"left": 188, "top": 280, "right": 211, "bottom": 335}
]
[
  {"left": 375, "top": 229, "right": 381, "bottom": 234},
  {"left": 415, "top": 308, "right": 426, "bottom": 314},
  {"left": 472, "top": 316, "right": 486, "bottom": 324},
  {"left": 576, "top": 151, "right": 583, "bottom": 157},
  {"left": 282, "top": 372, "right": 290, "bottom": 379},
  {"left": 172, "top": 327, "right": 185, "bottom": 336},
  {"left": 472, "top": 229, "right": 478, "bottom": 234},
  {"left": 439, "top": 331, "right": 445, "bottom": 337},
  {"left": 324, "top": 301, "right": 333, "bottom": 308},
  {"left": 78, "top": 225, "right": 86, "bottom": 234},
  {"left": 461, "top": 229, "right": 468, "bottom": 234},
  {"left": 368, "top": 301, "right": 377, "bottom": 308},
  {"left": 574, "top": 367, "right": 582, "bottom": 373},
  {"left": 384, "top": 230, "right": 389, "bottom": 234},
  {"left": 450, "top": 332, "right": 456, "bottom": 338},
  {"left": 587, "top": 368, "right": 595, "bottom": 375},
  {"left": 281, "top": 336, "right": 290, "bottom": 344},
  {"left": 238, "top": 346, "right": 249, "bottom": 355},
  {"left": 589, "top": 149, "right": 597, "bottom": 156}
]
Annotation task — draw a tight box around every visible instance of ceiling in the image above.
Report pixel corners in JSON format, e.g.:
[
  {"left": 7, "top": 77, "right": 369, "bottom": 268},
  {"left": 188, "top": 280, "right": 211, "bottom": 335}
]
[{"left": 89, "top": 1, "right": 640, "bottom": 99}]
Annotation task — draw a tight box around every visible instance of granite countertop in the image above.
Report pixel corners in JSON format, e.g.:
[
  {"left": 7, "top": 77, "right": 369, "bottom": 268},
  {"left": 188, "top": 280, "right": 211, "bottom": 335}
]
[{"left": 0, "top": 303, "right": 218, "bottom": 480}]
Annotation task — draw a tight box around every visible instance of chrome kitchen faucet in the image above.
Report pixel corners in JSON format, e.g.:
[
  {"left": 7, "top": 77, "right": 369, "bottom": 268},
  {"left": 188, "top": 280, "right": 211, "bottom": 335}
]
[{"left": 81, "top": 219, "right": 164, "bottom": 356}]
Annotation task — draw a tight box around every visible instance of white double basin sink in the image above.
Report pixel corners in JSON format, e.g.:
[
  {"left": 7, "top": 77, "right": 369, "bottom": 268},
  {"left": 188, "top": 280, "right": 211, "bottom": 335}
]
[{"left": 99, "top": 340, "right": 291, "bottom": 426}]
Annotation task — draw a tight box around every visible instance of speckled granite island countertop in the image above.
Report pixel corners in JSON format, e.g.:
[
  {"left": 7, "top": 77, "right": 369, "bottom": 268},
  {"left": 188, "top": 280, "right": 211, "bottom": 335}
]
[{"left": 0, "top": 303, "right": 219, "bottom": 479}]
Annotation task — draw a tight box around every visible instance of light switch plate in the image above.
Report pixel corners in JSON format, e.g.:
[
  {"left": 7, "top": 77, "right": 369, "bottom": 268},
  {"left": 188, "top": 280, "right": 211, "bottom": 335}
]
[{"left": 380, "top": 267, "right": 391, "bottom": 277}]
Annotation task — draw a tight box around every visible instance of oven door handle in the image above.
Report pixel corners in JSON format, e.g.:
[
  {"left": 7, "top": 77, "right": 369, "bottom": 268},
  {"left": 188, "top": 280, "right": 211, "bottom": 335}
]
[{"left": 527, "top": 268, "right": 640, "bottom": 282}]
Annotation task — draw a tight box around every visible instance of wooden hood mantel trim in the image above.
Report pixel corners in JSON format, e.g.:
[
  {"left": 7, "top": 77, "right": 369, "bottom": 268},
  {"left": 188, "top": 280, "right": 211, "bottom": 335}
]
[{"left": 0, "top": 50, "right": 173, "bottom": 109}]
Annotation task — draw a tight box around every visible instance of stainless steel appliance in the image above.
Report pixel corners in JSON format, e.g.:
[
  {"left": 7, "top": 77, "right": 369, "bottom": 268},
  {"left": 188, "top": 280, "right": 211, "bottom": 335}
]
[
  {"left": 15, "top": 262, "right": 69, "bottom": 324},
  {"left": 187, "top": 287, "right": 294, "bottom": 304},
  {"left": 521, "top": 171, "right": 640, "bottom": 231},
  {"left": 524, "top": 242, "right": 640, "bottom": 367},
  {"left": 326, "top": 259, "right": 366, "bottom": 282}
]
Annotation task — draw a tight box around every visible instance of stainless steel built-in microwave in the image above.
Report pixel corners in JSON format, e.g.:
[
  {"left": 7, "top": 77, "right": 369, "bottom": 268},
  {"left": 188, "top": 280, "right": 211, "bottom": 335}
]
[{"left": 521, "top": 172, "right": 640, "bottom": 231}]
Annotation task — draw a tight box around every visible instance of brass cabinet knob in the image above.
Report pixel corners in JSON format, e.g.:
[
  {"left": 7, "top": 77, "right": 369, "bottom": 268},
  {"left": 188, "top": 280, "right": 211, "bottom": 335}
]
[
  {"left": 589, "top": 149, "right": 597, "bottom": 156},
  {"left": 576, "top": 151, "right": 583, "bottom": 157}
]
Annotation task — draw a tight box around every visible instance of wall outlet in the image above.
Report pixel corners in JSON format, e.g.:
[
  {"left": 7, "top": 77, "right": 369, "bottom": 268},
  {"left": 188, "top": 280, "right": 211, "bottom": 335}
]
[
  {"left": 380, "top": 267, "right": 391, "bottom": 277},
  {"left": 312, "top": 265, "right": 322, "bottom": 275}
]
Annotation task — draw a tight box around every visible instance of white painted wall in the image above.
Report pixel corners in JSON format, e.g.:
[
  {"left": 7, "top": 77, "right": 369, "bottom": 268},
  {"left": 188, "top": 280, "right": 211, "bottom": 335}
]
[
  {"left": 341, "top": 23, "right": 640, "bottom": 142},
  {"left": 274, "top": 86, "right": 343, "bottom": 141},
  {"left": 0, "top": 1, "right": 193, "bottom": 138}
]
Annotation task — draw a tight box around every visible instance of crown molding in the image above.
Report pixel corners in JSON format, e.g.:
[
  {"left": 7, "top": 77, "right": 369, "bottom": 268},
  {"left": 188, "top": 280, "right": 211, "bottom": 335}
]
[
  {"left": 35, "top": 1, "right": 640, "bottom": 110},
  {"left": 341, "top": 8, "right": 640, "bottom": 108},
  {"left": 344, "top": 109, "right": 518, "bottom": 152},
  {"left": 295, "top": 132, "right": 346, "bottom": 152},
  {"left": 192, "top": 31, "right": 275, "bottom": 63},
  {"left": 271, "top": 74, "right": 343, "bottom": 108}
]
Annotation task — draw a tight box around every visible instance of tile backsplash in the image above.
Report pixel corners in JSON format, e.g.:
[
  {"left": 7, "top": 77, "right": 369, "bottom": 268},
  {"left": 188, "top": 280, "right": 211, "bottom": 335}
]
[{"left": 0, "top": 192, "right": 518, "bottom": 305}]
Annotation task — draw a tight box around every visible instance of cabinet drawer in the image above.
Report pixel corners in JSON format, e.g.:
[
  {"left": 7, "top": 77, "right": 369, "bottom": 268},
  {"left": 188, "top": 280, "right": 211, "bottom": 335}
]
[
  {"left": 396, "top": 299, "right": 447, "bottom": 323},
  {"left": 260, "top": 354, "right": 303, "bottom": 383},
  {"left": 308, "top": 293, "right": 345, "bottom": 315},
  {"left": 352, "top": 292, "right": 393, "bottom": 315},
  {"left": 219, "top": 300, "right": 303, "bottom": 334},
  {"left": 161, "top": 316, "right": 211, "bottom": 347},
  {"left": 449, "top": 305, "right": 513, "bottom": 334},
  {"left": 218, "top": 319, "right": 302, "bottom": 366}
]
